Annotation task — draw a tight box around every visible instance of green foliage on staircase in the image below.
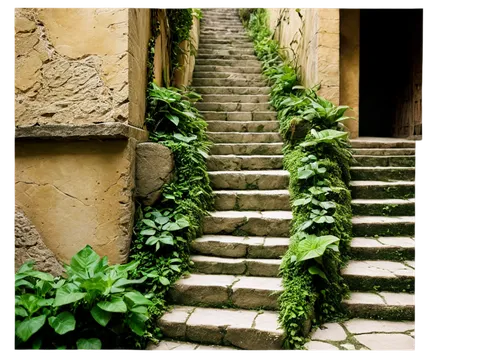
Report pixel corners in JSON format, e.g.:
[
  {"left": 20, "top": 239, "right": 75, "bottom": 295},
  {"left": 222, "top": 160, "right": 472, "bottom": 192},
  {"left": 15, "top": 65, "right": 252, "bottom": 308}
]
[
  {"left": 241, "top": 8, "right": 353, "bottom": 349},
  {"left": 128, "top": 9, "right": 213, "bottom": 348},
  {"left": 15, "top": 247, "right": 153, "bottom": 349}
]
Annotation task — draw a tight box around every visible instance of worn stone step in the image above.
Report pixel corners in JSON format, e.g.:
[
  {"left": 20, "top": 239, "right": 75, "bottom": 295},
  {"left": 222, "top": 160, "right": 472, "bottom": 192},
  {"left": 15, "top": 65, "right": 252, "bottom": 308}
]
[
  {"left": 203, "top": 211, "right": 292, "bottom": 236},
  {"left": 208, "top": 132, "right": 282, "bottom": 144},
  {"left": 197, "top": 53, "right": 259, "bottom": 61},
  {"left": 199, "top": 43, "right": 254, "bottom": 50},
  {"left": 201, "top": 29, "right": 247, "bottom": 35},
  {"left": 350, "top": 138, "right": 416, "bottom": 149},
  {"left": 350, "top": 167, "right": 415, "bottom": 181},
  {"left": 201, "top": 111, "right": 276, "bottom": 121},
  {"left": 342, "top": 260, "right": 415, "bottom": 292},
  {"left": 195, "top": 59, "right": 262, "bottom": 67},
  {"left": 201, "top": 25, "right": 246, "bottom": 30},
  {"left": 207, "top": 155, "right": 283, "bottom": 171},
  {"left": 210, "top": 143, "right": 283, "bottom": 155},
  {"left": 191, "top": 255, "right": 281, "bottom": 277},
  {"left": 207, "top": 121, "right": 279, "bottom": 132},
  {"left": 213, "top": 190, "right": 290, "bottom": 210},
  {"left": 352, "top": 216, "right": 415, "bottom": 237},
  {"left": 199, "top": 36, "right": 252, "bottom": 43},
  {"left": 201, "top": 94, "right": 270, "bottom": 103},
  {"left": 193, "top": 72, "right": 264, "bottom": 80},
  {"left": 209, "top": 170, "right": 289, "bottom": 189},
  {"left": 158, "top": 306, "right": 284, "bottom": 350},
  {"left": 169, "top": 274, "right": 282, "bottom": 310},
  {"left": 202, "top": 21, "right": 244, "bottom": 26},
  {"left": 196, "top": 87, "right": 270, "bottom": 95},
  {"left": 147, "top": 340, "right": 237, "bottom": 350},
  {"left": 351, "top": 198, "right": 415, "bottom": 216},
  {"left": 192, "top": 78, "right": 268, "bottom": 87},
  {"left": 343, "top": 291, "right": 415, "bottom": 321},
  {"left": 353, "top": 148, "right": 416, "bottom": 156},
  {"left": 196, "top": 102, "right": 271, "bottom": 112},
  {"left": 350, "top": 181, "right": 415, "bottom": 200},
  {"left": 191, "top": 235, "right": 289, "bottom": 259},
  {"left": 349, "top": 237, "right": 415, "bottom": 261},
  {"left": 195, "top": 64, "right": 260, "bottom": 73},
  {"left": 353, "top": 155, "right": 416, "bottom": 167},
  {"left": 199, "top": 39, "right": 253, "bottom": 45}
]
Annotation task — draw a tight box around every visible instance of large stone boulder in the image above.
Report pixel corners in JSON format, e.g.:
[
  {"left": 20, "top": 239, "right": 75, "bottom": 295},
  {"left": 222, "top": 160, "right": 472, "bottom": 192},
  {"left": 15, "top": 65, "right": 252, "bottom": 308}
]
[
  {"left": 15, "top": 206, "right": 64, "bottom": 276},
  {"left": 135, "top": 142, "right": 175, "bottom": 205}
]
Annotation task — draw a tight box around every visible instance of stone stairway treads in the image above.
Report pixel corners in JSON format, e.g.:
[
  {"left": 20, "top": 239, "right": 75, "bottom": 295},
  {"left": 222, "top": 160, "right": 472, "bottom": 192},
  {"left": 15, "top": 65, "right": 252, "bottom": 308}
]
[{"left": 158, "top": 8, "right": 416, "bottom": 349}]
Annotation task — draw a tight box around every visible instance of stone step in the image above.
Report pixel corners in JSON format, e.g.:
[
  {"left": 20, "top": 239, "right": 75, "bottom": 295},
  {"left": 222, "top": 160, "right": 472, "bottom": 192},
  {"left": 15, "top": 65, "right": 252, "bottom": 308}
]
[
  {"left": 199, "top": 43, "right": 254, "bottom": 50},
  {"left": 201, "top": 29, "right": 247, "bottom": 35},
  {"left": 199, "top": 39, "right": 253, "bottom": 45},
  {"left": 196, "top": 102, "right": 271, "bottom": 112},
  {"left": 192, "top": 78, "right": 267, "bottom": 87},
  {"left": 350, "top": 167, "right": 415, "bottom": 181},
  {"left": 147, "top": 340, "right": 237, "bottom": 350},
  {"left": 201, "top": 25, "right": 246, "bottom": 30},
  {"left": 352, "top": 216, "right": 415, "bottom": 237},
  {"left": 195, "top": 59, "right": 262, "bottom": 67},
  {"left": 342, "top": 260, "right": 415, "bottom": 292},
  {"left": 210, "top": 143, "right": 283, "bottom": 155},
  {"left": 353, "top": 155, "right": 416, "bottom": 167},
  {"left": 193, "top": 72, "right": 264, "bottom": 80},
  {"left": 343, "top": 291, "right": 414, "bottom": 321},
  {"left": 351, "top": 198, "right": 415, "bottom": 216},
  {"left": 158, "top": 306, "right": 284, "bottom": 350},
  {"left": 203, "top": 211, "right": 292, "bottom": 236},
  {"left": 169, "top": 274, "right": 282, "bottom": 310},
  {"left": 196, "top": 87, "right": 271, "bottom": 95},
  {"left": 191, "top": 235, "right": 289, "bottom": 259},
  {"left": 191, "top": 255, "right": 281, "bottom": 277},
  {"left": 209, "top": 170, "right": 289, "bottom": 189},
  {"left": 207, "top": 121, "right": 279, "bottom": 132},
  {"left": 353, "top": 148, "right": 416, "bottom": 156},
  {"left": 213, "top": 190, "right": 290, "bottom": 210},
  {"left": 201, "top": 94, "right": 269, "bottom": 103},
  {"left": 196, "top": 53, "right": 259, "bottom": 61},
  {"left": 198, "top": 37, "right": 252, "bottom": 43},
  {"left": 207, "top": 155, "right": 283, "bottom": 171},
  {"left": 202, "top": 111, "right": 276, "bottom": 121},
  {"left": 349, "top": 181, "right": 415, "bottom": 200},
  {"left": 202, "top": 21, "right": 244, "bottom": 26},
  {"left": 208, "top": 132, "right": 282, "bottom": 144},
  {"left": 350, "top": 138, "right": 416, "bottom": 149},
  {"left": 194, "top": 64, "right": 260, "bottom": 73},
  {"left": 349, "top": 237, "right": 415, "bottom": 261}
]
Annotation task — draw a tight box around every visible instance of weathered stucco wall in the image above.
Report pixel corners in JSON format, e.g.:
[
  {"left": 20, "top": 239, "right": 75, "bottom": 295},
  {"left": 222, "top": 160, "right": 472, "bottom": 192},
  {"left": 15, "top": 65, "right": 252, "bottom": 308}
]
[
  {"left": 15, "top": 8, "right": 149, "bottom": 129},
  {"left": 173, "top": 16, "right": 200, "bottom": 87},
  {"left": 14, "top": 8, "right": 153, "bottom": 266},
  {"left": 268, "top": 8, "right": 340, "bottom": 105},
  {"left": 340, "top": 9, "right": 360, "bottom": 138}
]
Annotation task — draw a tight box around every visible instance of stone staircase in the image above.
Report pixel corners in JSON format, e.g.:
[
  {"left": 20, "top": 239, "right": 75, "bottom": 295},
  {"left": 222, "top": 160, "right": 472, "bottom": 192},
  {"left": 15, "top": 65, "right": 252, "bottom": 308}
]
[{"left": 152, "top": 8, "right": 415, "bottom": 350}]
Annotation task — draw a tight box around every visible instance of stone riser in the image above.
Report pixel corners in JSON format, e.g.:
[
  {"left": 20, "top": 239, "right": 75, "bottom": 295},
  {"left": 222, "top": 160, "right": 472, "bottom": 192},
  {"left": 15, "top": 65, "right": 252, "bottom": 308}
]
[
  {"left": 351, "top": 218, "right": 415, "bottom": 237},
  {"left": 198, "top": 36, "right": 252, "bottom": 42},
  {"left": 207, "top": 155, "right": 283, "bottom": 171},
  {"left": 196, "top": 87, "right": 271, "bottom": 95},
  {"left": 169, "top": 274, "right": 282, "bottom": 310},
  {"left": 350, "top": 167, "right": 415, "bottom": 181},
  {"left": 191, "top": 235, "right": 289, "bottom": 259},
  {"left": 196, "top": 54, "right": 259, "bottom": 61},
  {"left": 193, "top": 78, "right": 267, "bottom": 87},
  {"left": 353, "top": 155, "right": 416, "bottom": 167},
  {"left": 191, "top": 256, "right": 281, "bottom": 277},
  {"left": 207, "top": 121, "right": 279, "bottom": 132},
  {"left": 350, "top": 140, "right": 416, "bottom": 149},
  {"left": 197, "top": 102, "right": 271, "bottom": 112},
  {"left": 351, "top": 199, "right": 415, "bottom": 216},
  {"left": 213, "top": 190, "right": 290, "bottom": 210},
  {"left": 353, "top": 148, "right": 416, "bottom": 156},
  {"left": 208, "top": 132, "right": 282, "bottom": 143},
  {"left": 201, "top": 29, "right": 247, "bottom": 34},
  {"left": 193, "top": 72, "right": 264, "bottom": 80},
  {"left": 195, "top": 64, "right": 260, "bottom": 72},
  {"left": 344, "top": 297, "right": 414, "bottom": 321},
  {"left": 195, "top": 59, "right": 262, "bottom": 67},
  {"left": 349, "top": 243, "right": 415, "bottom": 261},
  {"left": 201, "top": 94, "right": 270, "bottom": 104},
  {"left": 203, "top": 212, "right": 292, "bottom": 237},
  {"left": 343, "top": 273, "right": 414, "bottom": 293},
  {"left": 209, "top": 143, "right": 283, "bottom": 155},
  {"left": 199, "top": 43, "right": 254, "bottom": 49},
  {"left": 350, "top": 182, "right": 415, "bottom": 200},
  {"left": 158, "top": 306, "right": 284, "bottom": 350},
  {"left": 199, "top": 39, "right": 253, "bottom": 45},
  {"left": 209, "top": 170, "right": 289, "bottom": 190},
  {"left": 202, "top": 111, "right": 276, "bottom": 121}
]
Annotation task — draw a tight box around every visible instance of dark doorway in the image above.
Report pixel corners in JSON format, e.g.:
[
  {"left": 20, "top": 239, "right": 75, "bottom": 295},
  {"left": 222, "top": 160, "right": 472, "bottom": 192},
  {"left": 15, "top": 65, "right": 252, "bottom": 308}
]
[{"left": 359, "top": 9, "right": 423, "bottom": 138}]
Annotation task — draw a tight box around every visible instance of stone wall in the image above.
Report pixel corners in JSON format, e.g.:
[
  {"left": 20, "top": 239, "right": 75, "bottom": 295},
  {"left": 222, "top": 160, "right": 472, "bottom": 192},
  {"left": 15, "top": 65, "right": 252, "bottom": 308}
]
[{"left": 14, "top": 8, "right": 152, "bottom": 266}]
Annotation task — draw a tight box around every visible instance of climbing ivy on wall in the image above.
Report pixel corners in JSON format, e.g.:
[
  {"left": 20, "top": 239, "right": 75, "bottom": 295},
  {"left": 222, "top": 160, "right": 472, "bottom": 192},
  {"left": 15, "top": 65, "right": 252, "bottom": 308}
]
[
  {"left": 241, "top": 8, "right": 354, "bottom": 349},
  {"left": 127, "top": 8, "right": 212, "bottom": 348}
]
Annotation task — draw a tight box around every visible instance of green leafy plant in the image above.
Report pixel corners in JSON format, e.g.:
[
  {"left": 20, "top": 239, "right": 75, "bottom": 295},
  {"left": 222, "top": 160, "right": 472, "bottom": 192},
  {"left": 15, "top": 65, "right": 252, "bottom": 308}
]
[{"left": 15, "top": 246, "right": 153, "bottom": 349}]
